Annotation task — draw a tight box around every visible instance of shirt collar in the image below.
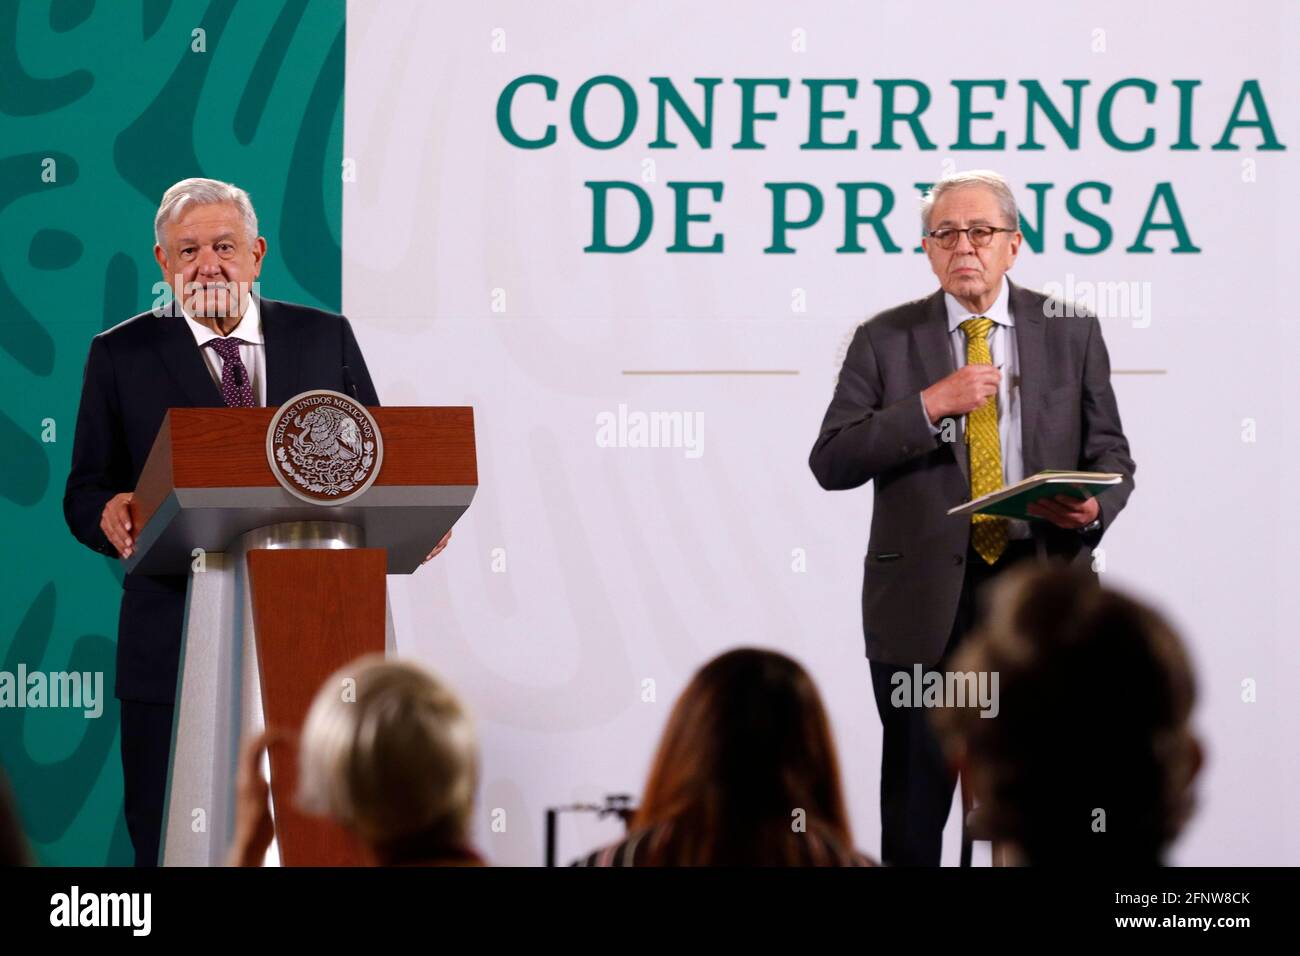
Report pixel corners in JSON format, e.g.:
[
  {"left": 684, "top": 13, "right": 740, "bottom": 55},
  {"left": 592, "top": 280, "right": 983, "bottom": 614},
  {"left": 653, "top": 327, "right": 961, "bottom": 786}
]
[
  {"left": 944, "top": 275, "right": 1013, "bottom": 333},
  {"left": 181, "top": 295, "right": 264, "bottom": 347}
]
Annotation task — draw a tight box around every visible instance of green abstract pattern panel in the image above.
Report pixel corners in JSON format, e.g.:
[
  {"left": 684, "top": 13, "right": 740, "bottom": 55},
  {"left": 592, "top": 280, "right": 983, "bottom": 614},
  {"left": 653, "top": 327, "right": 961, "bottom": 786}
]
[{"left": 0, "top": 0, "right": 345, "bottom": 866}]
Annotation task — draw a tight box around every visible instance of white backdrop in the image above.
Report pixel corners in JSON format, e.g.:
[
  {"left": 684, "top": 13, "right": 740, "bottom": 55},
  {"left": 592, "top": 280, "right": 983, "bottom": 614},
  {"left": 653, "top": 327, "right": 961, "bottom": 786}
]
[{"left": 341, "top": 0, "right": 1300, "bottom": 865}]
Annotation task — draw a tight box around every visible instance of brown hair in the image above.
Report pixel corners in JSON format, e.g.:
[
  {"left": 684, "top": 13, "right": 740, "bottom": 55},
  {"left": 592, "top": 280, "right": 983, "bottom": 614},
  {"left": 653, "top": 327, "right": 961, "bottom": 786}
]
[
  {"left": 935, "top": 565, "right": 1199, "bottom": 865},
  {"left": 631, "top": 648, "right": 855, "bottom": 865}
]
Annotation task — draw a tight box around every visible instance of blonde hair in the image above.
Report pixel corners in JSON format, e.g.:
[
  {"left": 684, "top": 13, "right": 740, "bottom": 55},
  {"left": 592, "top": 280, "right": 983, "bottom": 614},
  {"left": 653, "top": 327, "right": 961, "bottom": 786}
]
[{"left": 296, "top": 656, "right": 478, "bottom": 852}]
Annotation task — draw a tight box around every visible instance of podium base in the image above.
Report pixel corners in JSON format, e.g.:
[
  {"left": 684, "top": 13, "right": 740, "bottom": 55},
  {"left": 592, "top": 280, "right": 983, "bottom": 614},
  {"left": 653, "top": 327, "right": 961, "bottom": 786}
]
[{"left": 159, "top": 521, "right": 386, "bottom": 867}]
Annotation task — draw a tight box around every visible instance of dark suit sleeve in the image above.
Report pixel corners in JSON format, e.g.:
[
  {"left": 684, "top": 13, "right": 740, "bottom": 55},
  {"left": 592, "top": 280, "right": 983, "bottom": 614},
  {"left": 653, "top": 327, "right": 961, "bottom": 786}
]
[
  {"left": 63, "top": 335, "right": 129, "bottom": 556},
  {"left": 341, "top": 317, "right": 380, "bottom": 406},
  {"left": 809, "top": 321, "right": 940, "bottom": 491},
  {"left": 1077, "top": 314, "right": 1136, "bottom": 544}
]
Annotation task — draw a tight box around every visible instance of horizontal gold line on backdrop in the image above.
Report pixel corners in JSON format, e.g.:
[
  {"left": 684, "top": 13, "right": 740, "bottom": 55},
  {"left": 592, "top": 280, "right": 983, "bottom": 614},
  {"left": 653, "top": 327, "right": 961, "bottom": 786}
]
[{"left": 621, "top": 369, "right": 1165, "bottom": 376}]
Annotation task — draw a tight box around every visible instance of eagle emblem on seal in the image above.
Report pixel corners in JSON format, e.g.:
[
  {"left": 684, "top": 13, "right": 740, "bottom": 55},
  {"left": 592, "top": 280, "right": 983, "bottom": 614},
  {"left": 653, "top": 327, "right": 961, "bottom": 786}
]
[{"left": 266, "top": 390, "right": 384, "bottom": 504}]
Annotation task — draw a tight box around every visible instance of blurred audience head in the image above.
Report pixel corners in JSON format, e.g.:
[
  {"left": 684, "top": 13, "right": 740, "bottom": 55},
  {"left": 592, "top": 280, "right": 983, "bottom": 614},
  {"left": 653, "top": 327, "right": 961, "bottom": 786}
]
[
  {"left": 632, "top": 647, "right": 860, "bottom": 865},
  {"left": 296, "top": 655, "right": 478, "bottom": 865},
  {"left": 935, "top": 565, "right": 1202, "bottom": 865},
  {"left": 0, "top": 766, "right": 32, "bottom": 866}
]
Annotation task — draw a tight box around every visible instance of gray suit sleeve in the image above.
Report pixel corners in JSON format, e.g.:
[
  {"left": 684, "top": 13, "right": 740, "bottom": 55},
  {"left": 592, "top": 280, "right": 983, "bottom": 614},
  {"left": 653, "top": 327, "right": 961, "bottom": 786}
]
[
  {"left": 809, "top": 322, "right": 941, "bottom": 491},
  {"left": 1077, "top": 314, "right": 1136, "bottom": 544}
]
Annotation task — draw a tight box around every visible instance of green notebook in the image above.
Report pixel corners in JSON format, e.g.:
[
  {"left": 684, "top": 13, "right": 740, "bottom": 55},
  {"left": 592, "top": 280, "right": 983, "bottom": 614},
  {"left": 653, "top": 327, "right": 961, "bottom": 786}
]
[{"left": 946, "top": 470, "right": 1124, "bottom": 521}]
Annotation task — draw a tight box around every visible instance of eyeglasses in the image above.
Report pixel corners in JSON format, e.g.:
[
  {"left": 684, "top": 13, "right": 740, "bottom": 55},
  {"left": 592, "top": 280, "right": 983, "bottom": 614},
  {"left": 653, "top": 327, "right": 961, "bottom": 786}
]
[{"left": 926, "top": 226, "right": 1016, "bottom": 250}]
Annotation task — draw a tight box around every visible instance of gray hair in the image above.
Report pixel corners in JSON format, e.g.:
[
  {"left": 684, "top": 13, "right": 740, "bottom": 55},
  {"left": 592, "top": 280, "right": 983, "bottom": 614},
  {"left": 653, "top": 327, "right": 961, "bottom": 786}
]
[
  {"left": 154, "top": 177, "right": 259, "bottom": 247},
  {"left": 296, "top": 656, "right": 478, "bottom": 848},
  {"left": 920, "top": 169, "right": 1019, "bottom": 234}
]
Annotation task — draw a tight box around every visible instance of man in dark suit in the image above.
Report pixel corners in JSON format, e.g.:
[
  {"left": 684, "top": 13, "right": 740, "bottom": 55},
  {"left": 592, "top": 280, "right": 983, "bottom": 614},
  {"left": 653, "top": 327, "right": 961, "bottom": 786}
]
[
  {"left": 809, "top": 169, "right": 1136, "bottom": 866},
  {"left": 63, "top": 178, "right": 449, "bottom": 866}
]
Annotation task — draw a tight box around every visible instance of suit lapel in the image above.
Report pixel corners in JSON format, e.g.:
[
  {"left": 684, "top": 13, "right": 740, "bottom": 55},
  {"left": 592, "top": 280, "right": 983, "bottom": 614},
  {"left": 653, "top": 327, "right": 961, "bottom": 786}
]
[
  {"left": 1010, "top": 279, "right": 1046, "bottom": 476},
  {"left": 261, "top": 298, "right": 300, "bottom": 407},
  {"left": 911, "top": 290, "right": 969, "bottom": 485},
  {"left": 152, "top": 308, "right": 224, "bottom": 407}
]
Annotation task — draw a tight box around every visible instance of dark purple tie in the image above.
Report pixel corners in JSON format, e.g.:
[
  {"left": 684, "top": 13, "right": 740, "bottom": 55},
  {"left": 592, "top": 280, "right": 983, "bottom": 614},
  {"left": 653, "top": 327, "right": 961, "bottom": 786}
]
[{"left": 204, "top": 337, "right": 256, "bottom": 408}]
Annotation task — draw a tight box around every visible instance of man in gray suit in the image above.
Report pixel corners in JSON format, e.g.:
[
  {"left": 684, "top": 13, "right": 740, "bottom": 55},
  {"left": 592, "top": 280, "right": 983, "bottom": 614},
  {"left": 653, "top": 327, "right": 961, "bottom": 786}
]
[{"left": 809, "top": 169, "right": 1135, "bottom": 866}]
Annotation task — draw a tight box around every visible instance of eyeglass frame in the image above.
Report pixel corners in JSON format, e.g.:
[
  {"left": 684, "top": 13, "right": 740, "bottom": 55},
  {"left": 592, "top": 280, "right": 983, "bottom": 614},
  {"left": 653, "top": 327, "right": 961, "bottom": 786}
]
[{"left": 924, "top": 225, "right": 1017, "bottom": 249}]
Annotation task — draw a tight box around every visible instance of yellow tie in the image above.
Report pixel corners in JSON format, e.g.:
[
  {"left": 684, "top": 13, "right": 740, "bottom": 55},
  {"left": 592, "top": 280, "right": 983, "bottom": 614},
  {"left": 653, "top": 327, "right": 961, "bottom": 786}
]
[{"left": 959, "top": 317, "right": 1008, "bottom": 565}]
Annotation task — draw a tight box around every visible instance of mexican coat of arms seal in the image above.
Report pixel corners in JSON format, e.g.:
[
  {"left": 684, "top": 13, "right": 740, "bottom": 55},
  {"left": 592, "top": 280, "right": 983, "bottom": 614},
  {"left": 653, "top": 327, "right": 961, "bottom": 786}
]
[{"left": 266, "top": 389, "right": 384, "bottom": 505}]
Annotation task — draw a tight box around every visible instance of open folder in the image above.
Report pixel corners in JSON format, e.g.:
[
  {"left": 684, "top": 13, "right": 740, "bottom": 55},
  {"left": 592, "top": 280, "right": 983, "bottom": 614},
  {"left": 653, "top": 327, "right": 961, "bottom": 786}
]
[{"left": 946, "top": 470, "right": 1124, "bottom": 520}]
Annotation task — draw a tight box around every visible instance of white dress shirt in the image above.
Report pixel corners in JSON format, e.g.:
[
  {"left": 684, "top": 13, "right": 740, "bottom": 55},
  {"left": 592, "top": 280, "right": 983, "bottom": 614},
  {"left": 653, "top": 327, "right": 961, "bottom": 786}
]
[
  {"left": 921, "top": 276, "right": 1030, "bottom": 539},
  {"left": 181, "top": 297, "right": 267, "bottom": 407}
]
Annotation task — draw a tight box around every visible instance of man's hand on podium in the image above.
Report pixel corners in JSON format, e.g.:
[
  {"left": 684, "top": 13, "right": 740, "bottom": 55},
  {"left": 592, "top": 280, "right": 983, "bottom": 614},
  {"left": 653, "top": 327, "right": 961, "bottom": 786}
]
[
  {"left": 422, "top": 528, "right": 453, "bottom": 565},
  {"left": 100, "top": 492, "right": 135, "bottom": 559},
  {"left": 1026, "top": 493, "right": 1100, "bottom": 530}
]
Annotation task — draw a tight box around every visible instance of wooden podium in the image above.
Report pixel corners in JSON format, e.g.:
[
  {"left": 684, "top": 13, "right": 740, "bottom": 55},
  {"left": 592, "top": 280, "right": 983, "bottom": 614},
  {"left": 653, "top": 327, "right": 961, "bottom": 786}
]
[{"left": 124, "top": 404, "right": 476, "bottom": 866}]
